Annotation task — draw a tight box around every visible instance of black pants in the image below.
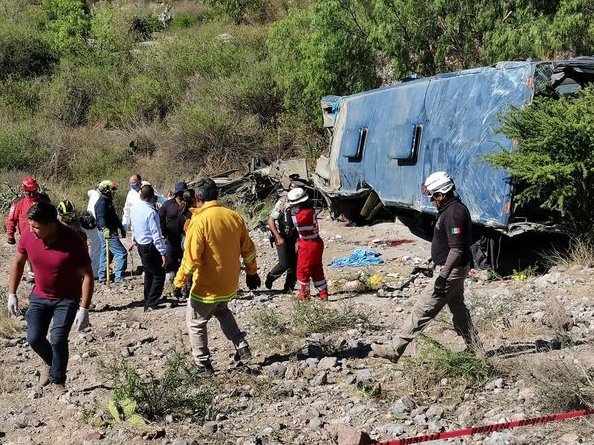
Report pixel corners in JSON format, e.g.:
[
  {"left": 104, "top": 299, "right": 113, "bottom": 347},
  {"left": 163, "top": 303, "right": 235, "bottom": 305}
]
[
  {"left": 165, "top": 238, "right": 183, "bottom": 273},
  {"left": 267, "top": 235, "right": 297, "bottom": 290},
  {"left": 137, "top": 243, "right": 166, "bottom": 309}
]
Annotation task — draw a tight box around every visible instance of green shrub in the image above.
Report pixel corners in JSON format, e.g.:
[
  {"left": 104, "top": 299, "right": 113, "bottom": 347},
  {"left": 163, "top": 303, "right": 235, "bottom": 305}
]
[
  {"left": 43, "top": 0, "right": 90, "bottom": 54},
  {"left": 0, "top": 22, "right": 57, "bottom": 80},
  {"left": 0, "top": 120, "right": 46, "bottom": 170},
  {"left": 89, "top": 5, "right": 136, "bottom": 54},
  {"left": 291, "top": 300, "right": 368, "bottom": 337},
  {"left": 110, "top": 350, "right": 213, "bottom": 421},
  {"left": 41, "top": 60, "right": 125, "bottom": 126},
  {"left": 0, "top": 76, "right": 41, "bottom": 117},
  {"left": 130, "top": 13, "right": 161, "bottom": 41},
  {"left": 119, "top": 74, "right": 176, "bottom": 123},
  {"left": 253, "top": 309, "right": 289, "bottom": 337},
  {"left": 203, "top": 0, "right": 268, "bottom": 24},
  {"left": 403, "top": 335, "right": 495, "bottom": 390},
  {"left": 486, "top": 86, "right": 594, "bottom": 235},
  {"left": 171, "top": 12, "right": 200, "bottom": 29}
]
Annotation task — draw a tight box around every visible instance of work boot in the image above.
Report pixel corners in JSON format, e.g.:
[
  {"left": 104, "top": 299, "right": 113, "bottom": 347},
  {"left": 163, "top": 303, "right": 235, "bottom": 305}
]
[
  {"left": 370, "top": 342, "right": 401, "bottom": 362},
  {"left": 319, "top": 289, "right": 329, "bottom": 301},
  {"left": 234, "top": 341, "right": 252, "bottom": 362},
  {"left": 38, "top": 364, "right": 51, "bottom": 388},
  {"left": 264, "top": 276, "right": 273, "bottom": 290},
  {"left": 283, "top": 283, "right": 295, "bottom": 293},
  {"left": 196, "top": 360, "right": 215, "bottom": 376},
  {"left": 50, "top": 383, "right": 67, "bottom": 396},
  {"left": 296, "top": 287, "right": 310, "bottom": 301},
  {"left": 173, "top": 287, "right": 183, "bottom": 300}
]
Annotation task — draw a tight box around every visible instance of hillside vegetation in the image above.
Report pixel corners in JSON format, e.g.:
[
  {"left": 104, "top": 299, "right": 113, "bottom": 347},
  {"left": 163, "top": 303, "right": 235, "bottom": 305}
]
[{"left": 0, "top": 0, "right": 592, "bottom": 211}]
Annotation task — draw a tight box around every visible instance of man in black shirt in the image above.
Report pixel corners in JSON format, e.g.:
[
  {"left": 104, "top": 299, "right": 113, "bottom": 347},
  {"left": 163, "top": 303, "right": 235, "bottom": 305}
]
[
  {"left": 372, "top": 172, "right": 481, "bottom": 362},
  {"left": 159, "top": 181, "right": 187, "bottom": 281}
]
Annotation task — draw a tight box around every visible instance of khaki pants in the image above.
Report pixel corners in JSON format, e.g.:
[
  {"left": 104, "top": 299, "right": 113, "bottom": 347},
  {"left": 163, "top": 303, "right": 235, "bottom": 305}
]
[
  {"left": 186, "top": 298, "right": 244, "bottom": 364},
  {"left": 392, "top": 265, "right": 480, "bottom": 357}
]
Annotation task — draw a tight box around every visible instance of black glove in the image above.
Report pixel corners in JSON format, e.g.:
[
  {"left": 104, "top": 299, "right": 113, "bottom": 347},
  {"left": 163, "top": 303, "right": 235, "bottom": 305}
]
[
  {"left": 246, "top": 274, "right": 261, "bottom": 290},
  {"left": 434, "top": 275, "right": 447, "bottom": 296}
]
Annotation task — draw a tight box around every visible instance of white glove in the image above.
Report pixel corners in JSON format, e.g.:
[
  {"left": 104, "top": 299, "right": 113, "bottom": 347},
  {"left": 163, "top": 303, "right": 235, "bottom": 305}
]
[
  {"left": 7, "top": 293, "right": 18, "bottom": 316},
  {"left": 73, "top": 307, "right": 90, "bottom": 331}
]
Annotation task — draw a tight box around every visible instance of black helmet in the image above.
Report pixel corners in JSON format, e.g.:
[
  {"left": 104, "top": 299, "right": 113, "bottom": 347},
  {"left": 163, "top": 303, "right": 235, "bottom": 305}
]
[
  {"left": 57, "top": 200, "right": 75, "bottom": 215},
  {"left": 57, "top": 200, "right": 77, "bottom": 223},
  {"left": 79, "top": 211, "right": 97, "bottom": 230}
]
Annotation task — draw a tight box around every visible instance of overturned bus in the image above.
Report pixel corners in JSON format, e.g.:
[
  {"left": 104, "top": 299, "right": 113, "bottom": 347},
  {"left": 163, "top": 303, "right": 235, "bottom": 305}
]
[{"left": 314, "top": 57, "right": 594, "bottom": 268}]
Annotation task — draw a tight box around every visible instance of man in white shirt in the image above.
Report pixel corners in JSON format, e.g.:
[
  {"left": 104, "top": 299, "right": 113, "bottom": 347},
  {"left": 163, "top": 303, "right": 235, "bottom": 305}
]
[
  {"left": 86, "top": 188, "right": 101, "bottom": 279},
  {"left": 130, "top": 184, "right": 168, "bottom": 311},
  {"left": 123, "top": 174, "right": 167, "bottom": 240},
  {"left": 122, "top": 174, "right": 142, "bottom": 237}
]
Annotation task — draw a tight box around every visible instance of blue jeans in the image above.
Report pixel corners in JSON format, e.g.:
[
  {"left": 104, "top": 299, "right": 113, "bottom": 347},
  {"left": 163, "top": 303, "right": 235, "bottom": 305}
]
[
  {"left": 26, "top": 294, "right": 79, "bottom": 384},
  {"left": 98, "top": 234, "right": 128, "bottom": 282}
]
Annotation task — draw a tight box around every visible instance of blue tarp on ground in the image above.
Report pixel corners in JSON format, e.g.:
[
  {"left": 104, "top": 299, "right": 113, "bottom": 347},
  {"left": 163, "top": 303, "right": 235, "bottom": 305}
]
[{"left": 328, "top": 248, "right": 384, "bottom": 268}]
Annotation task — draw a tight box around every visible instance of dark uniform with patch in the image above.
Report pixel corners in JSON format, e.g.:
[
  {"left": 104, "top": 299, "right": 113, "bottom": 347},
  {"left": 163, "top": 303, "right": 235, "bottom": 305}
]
[
  {"left": 431, "top": 198, "right": 472, "bottom": 266},
  {"left": 387, "top": 196, "right": 481, "bottom": 359}
]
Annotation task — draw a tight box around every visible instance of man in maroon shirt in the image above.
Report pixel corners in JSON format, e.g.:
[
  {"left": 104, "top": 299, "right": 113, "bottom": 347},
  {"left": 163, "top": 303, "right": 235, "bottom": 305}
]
[{"left": 7, "top": 201, "right": 94, "bottom": 393}]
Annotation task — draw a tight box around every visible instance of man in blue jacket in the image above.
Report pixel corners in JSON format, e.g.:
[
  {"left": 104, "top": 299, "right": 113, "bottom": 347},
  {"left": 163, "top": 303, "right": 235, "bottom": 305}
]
[{"left": 94, "top": 180, "right": 128, "bottom": 284}]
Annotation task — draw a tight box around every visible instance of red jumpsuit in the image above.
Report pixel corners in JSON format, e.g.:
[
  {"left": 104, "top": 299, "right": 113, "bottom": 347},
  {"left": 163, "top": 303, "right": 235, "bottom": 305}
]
[
  {"left": 6, "top": 194, "right": 50, "bottom": 242},
  {"left": 292, "top": 207, "right": 328, "bottom": 300}
]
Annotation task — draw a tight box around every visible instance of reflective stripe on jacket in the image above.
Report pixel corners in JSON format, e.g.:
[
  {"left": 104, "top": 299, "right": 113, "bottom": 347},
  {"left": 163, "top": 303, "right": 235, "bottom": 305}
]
[{"left": 292, "top": 207, "right": 319, "bottom": 240}]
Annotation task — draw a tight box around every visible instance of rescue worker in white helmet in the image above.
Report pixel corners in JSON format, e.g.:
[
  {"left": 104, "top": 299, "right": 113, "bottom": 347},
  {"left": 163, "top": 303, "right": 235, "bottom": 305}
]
[{"left": 372, "top": 172, "right": 482, "bottom": 362}]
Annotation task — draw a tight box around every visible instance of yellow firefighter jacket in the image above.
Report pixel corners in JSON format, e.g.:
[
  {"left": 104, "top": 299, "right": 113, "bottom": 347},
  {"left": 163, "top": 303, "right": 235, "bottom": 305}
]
[{"left": 173, "top": 201, "right": 257, "bottom": 303}]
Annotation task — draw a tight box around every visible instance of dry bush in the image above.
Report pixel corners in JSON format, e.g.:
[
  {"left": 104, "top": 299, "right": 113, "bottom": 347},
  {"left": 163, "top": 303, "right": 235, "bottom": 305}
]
[
  {"left": 547, "top": 237, "right": 594, "bottom": 269},
  {"left": 503, "top": 321, "right": 550, "bottom": 342},
  {"left": 0, "top": 307, "right": 22, "bottom": 339},
  {"left": 542, "top": 297, "right": 574, "bottom": 333},
  {"left": 0, "top": 367, "right": 20, "bottom": 394},
  {"left": 521, "top": 355, "right": 594, "bottom": 411}
]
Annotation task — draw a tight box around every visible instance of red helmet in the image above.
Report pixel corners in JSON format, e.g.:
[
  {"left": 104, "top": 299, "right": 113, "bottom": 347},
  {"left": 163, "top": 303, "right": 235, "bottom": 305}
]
[{"left": 20, "top": 176, "right": 39, "bottom": 192}]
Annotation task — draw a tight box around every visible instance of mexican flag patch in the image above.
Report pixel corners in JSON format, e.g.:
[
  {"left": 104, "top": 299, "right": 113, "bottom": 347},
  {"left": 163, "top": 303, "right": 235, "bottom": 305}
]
[{"left": 450, "top": 227, "right": 462, "bottom": 234}]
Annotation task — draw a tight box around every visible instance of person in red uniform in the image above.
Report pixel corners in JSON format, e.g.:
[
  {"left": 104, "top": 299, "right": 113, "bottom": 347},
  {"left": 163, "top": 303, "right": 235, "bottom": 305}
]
[
  {"left": 6, "top": 177, "right": 50, "bottom": 245},
  {"left": 287, "top": 187, "right": 328, "bottom": 301}
]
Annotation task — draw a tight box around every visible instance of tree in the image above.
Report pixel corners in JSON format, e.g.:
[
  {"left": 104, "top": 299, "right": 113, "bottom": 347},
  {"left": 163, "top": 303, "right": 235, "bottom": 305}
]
[
  {"left": 268, "top": 2, "right": 379, "bottom": 121},
  {"left": 485, "top": 86, "right": 594, "bottom": 234}
]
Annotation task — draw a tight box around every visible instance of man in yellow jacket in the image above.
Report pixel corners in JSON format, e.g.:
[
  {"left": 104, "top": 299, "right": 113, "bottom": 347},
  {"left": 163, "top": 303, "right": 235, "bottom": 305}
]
[{"left": 174, "top": 177, "right": 261, "bottom": 374}]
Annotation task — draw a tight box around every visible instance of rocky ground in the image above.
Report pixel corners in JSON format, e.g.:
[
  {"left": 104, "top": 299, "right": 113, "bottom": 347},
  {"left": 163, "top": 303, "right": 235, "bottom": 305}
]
[{"left": 1, "top": 215, "right": 594, "bottom": 445}]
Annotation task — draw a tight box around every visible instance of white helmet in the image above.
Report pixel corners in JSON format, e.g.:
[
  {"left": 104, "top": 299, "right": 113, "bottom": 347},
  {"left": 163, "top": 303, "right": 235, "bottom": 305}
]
[
  {"left": 287, "top": 187, "right": 309, "bottom": 205},
  {"left": 423, "top": 171, "right": 455, "bottom": 195}
]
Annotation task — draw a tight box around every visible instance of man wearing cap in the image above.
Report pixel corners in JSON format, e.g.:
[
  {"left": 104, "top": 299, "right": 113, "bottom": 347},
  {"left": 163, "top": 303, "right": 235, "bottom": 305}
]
[
  {"left": 131, "top": 184, "right": 168, "bottom": 311},
  {"left": 159, "top": 181, "right": 188, "bottom": 283},
  {"left": 264, "top": 177, "right": 305, "bottom": 292},
  {"left": 371, "top": 172, "right": 481, "bottom": 362}
]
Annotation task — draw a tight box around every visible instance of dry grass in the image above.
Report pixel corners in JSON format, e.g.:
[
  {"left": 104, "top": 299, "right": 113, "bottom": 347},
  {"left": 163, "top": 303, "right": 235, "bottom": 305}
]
[
  {"left": 503, "top": 321, "right": 550, "bottom": 342},
  {"left": 547, "top": 237, "right": 594, "bottom": 269},
  {"left": 520, "top": 355, "right": 594, "bottom": 411}
]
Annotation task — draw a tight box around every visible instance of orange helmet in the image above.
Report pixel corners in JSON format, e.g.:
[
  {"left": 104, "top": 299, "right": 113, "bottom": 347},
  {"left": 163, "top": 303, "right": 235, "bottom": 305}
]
[{"left": 20, "top": 176, "right": 39, "bottom": 192}]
